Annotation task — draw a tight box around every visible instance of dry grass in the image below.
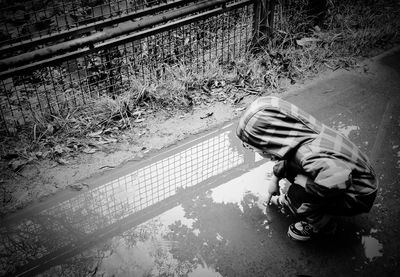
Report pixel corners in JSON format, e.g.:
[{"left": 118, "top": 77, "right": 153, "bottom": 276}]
[
  {"left": 1, "top": 0, "right": 400, "bottom": 161},
  {"left": 248, "top": 0, "right": 400, "bottom": 86}
]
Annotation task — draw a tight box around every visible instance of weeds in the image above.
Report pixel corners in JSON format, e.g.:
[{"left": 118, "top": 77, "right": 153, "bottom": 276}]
[
  {"left": 1, "top": 0, "right": 400, "bottom": 168},
  {"left": 0, "top": 0, "right": 399, "bottom": 217}
]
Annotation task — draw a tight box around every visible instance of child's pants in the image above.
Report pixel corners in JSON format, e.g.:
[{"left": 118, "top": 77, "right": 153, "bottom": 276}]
[{"left": 280, "top": 183, "right": 331, "bottom": 230}]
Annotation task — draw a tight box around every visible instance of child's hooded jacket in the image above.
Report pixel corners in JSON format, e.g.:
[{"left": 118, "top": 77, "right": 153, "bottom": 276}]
[{"left": 236, "top": 96, "right": 377, "bottom": 214}]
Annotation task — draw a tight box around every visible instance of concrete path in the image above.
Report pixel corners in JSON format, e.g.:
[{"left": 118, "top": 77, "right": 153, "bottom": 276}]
[{"left": 1, "top": 47, "right": 400, "bottom": 277}]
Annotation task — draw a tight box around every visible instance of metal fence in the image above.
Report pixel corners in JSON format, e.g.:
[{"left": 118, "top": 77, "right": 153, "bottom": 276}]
[
  {"left": 0, "top": 0, "right": 181, "bottom": 47},
  {"left": 0, "top": 0, "right": 275, "bottom": 135}
]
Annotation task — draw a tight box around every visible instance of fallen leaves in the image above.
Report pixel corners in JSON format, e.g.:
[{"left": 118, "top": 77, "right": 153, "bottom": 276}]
[
  {"left": 134, "top": 118, "right": 146, "bottom": 123},
  {"left": 88, "top": 130, "right": 103, "bottom": 138},
  {"left": 95, "top": 137, "right": 118, "bottom": 145},
  {"left": 2, "top": 129, "right": 121, "bottom": 173},
  {"left": 296, "top": 37, "right": 321, "bottom": 47},
  {"left": 53, "top": 145, "right": 64, "bottom": 156},
  {"left": 81, "top": 147, "right": 97, "bottom": 154},
  {"left": 200, "top": 112, "right": 214, "bottom": 119},
  {"left": 68, "top": 183, "right": 89, "bottom": 191},
  {"left": 8, "top": 158, "right": 32, "bottom": 172},
  {"left": 55, "top": 157, "right": 69, "bottom": 165}
]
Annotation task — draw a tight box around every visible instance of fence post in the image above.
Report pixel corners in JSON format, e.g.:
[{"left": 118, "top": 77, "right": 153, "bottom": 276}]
[
  {"left": 252, "top": 0, "right": 275, "bottom": 49},
  {"left": 267, "top": 0, "right": 276, "bottom": 38}
]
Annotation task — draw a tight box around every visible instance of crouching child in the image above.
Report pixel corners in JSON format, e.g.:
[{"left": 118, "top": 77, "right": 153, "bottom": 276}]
[{"left": 236, "top": 96, "right": 378, "bottom": 241}]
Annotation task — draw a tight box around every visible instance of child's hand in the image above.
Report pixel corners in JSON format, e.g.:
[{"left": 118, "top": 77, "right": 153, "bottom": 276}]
[
  {"left": 265, "top": 175, "right": 279, "bottom": 206},
  {"left": 270, "top": 194, "right": 286, "bottom": 207}
]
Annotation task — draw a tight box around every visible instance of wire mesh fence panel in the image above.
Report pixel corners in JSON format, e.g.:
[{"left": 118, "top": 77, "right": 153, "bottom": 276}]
[
  {"left": 0, "top": 1, "right": 254, "bottom": 135},
  {"left": 0, "top": 0, "right": 185, "bottom": 47}
]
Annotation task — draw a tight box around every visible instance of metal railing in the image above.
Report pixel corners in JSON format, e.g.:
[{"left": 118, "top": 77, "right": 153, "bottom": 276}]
[
  {"left": 0, "top": 0, "right": 275, "bottom": 135},
  {"left": 0, "top": 0, "right": 184, "bottom": 48}
]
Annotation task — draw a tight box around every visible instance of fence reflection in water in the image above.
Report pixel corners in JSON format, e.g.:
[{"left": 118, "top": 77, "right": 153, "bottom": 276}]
[{"left": 0, "top": 126, "right": 253, "bottom": 276}]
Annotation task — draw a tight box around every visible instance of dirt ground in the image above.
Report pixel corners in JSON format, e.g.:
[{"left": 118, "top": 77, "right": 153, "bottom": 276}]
[
  {"left": 0, "top": 96, "right": 255, "bottom": 216},
  {"left": 0, "top": 45, "right": 396, "bottom": 218}
]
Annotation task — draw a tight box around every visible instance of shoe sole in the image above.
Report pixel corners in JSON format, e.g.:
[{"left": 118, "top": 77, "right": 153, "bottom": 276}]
[{"left": 287, "top": 229, "right": 312, "bottom": 242}]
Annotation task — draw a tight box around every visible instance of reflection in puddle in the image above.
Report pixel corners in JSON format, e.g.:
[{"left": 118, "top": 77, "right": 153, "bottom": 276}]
[
  {"left": 337, "top": 124, "right": 359, "bottom": 138},
  {"left": 91, "top": 160, "right": 272, "bottom": 277},
  {"left": 96, "top": 206, "right": 191, "bottom": 277},
  {"left": 98, "top": 240, "right": 159, "bottom": 277},
  {"left": 361, "top": 235, "right": 383, "bottom": 261},
  {"left": 0, "top": 124, "right": 255, "bottom": 276},
  {"left": 36, "top": 127, "right": 244, "bottom": 233},
  {"left": 210, "top": 162, "right": 275, "bottom": 212},
  {"left": 159, "top": 205, "right": 195, "bottom": 228},
  {"left": 331, "top": 116, "right": 360, "bottom": 138}
]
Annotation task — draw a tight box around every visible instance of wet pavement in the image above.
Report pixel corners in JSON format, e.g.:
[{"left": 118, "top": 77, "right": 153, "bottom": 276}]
[{"left": 1, "top": 48, "right": 400, "bottom": 276}]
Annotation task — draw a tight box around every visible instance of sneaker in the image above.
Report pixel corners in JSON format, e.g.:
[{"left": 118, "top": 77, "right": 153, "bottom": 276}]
[
  {"left": 287, "top": 221, "right": 317, "bottom": 241},
  {"left": 288, "top": 220, "right": 337, "bottom": 241}
]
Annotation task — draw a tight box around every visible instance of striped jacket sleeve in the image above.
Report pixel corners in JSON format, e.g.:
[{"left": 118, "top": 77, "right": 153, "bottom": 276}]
[
  {"left": 301, "top": 157, "right": 352, "bottom": 198},
  {"left": 273, "top": 146, "right": 353, "bottom": 198},
  {"left": 298, "top": 145, "right": 353, "bottom": 198}
]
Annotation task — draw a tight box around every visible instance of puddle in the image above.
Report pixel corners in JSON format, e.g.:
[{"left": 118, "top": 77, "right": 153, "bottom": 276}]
[
  {"left": 361, "top": 235, "right": 383, "bottom": 262},
  {"left": 337, "top": 123, "right": 359, "bottom": 138},
  {"left": 36, "top": 167, "right": 272, "bottom": 277},
  {"left": 92, "top": 205, "right": 197, "bottom": 277},
  {"left": 158, "top": 205, "right": 196, "bottom": 228},
  {"left": 360, "top": 228, "right": 383, "bottom": 262},
  {"left": 210, "top": 161, "right": 275, "bottom": 211},
  {"left": 0, "top": 124, "right": 266, "bottom": 276},
  {"left": 87, "top": 160, "right": 276, "bottom": 277}
]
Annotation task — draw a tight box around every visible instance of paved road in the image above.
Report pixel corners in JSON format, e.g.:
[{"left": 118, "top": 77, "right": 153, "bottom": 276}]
[
  {"left": 270, "top": 47, "right": 400, "bottom": 276},
  {"left": 1, "top": 47, "right": 400, "bottom": 277}
]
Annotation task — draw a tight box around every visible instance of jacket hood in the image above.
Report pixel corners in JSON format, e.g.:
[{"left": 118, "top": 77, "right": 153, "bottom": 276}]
[{"left": 236, "top": 96, "right": 322, "bottom": 159}]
